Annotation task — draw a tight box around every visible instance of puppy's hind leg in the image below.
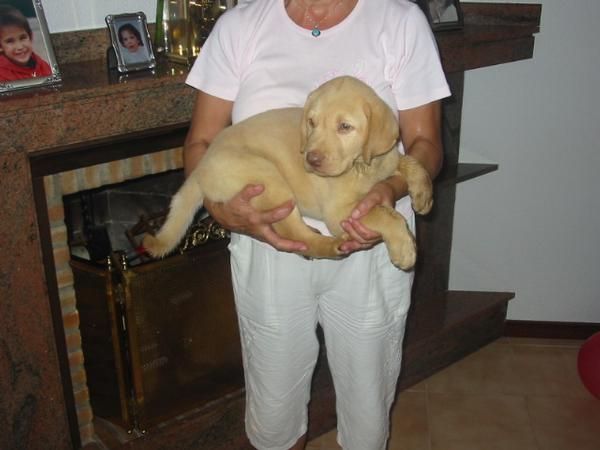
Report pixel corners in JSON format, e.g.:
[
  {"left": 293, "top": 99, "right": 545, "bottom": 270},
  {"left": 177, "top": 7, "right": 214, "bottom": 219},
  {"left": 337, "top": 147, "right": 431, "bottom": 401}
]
[
  {"left": 271, "top": 208, "right": 346, "bottom": 260},
  {"left": 359, "top": 205, "right": 417, "bottom": 270}
]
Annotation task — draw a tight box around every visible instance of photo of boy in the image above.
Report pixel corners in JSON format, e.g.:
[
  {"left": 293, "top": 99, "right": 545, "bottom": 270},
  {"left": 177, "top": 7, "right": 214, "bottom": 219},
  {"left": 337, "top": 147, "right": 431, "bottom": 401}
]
[
  {"left": 117, "top": 22, "right": 149, "bottom": 65},
  {"left": 0, "top": 4, "right": 51, "bottom": 81}
]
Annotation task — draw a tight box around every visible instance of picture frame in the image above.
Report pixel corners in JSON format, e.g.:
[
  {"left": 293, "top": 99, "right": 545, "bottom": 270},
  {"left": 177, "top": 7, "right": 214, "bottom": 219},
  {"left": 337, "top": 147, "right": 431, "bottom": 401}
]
[
  {"left": 414, "top": 0, "right": 464, "bottom": 31},
  {"left": 105, "top": 12, "right": 156, "bottom": 74},
  {"left": 0, "top": 0, "right": 61, "bottom": 93}
]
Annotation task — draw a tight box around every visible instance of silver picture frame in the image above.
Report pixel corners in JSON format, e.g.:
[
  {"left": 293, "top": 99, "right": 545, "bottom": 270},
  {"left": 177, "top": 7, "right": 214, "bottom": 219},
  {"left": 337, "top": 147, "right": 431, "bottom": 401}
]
[
  {"left": 106, "top": 12, "right": 156, "bottom": 74},
  {"left": 0, "top": 0, "right": 61, "bottom": 93}
]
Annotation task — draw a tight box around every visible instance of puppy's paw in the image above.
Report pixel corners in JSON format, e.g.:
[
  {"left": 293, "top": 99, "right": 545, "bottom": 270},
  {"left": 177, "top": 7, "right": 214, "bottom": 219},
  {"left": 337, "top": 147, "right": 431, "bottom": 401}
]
[
  {"left": 388, "top": 236, "right": 417, "bottom": 271},
  {"left": 409, "top": 186, "right": 433, "bottom": 215},
  {"left": 142, "top": 234, "right": 172, "bottom": 258},
  {"left": 399, "top": 155, "right": 434, "bottom": 215}
]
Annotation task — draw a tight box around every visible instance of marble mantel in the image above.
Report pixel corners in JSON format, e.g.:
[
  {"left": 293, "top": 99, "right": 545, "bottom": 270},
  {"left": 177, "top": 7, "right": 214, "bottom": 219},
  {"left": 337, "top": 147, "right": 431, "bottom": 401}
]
[{"left": 0, "top": 3, "right": 541, "bottom": 449}]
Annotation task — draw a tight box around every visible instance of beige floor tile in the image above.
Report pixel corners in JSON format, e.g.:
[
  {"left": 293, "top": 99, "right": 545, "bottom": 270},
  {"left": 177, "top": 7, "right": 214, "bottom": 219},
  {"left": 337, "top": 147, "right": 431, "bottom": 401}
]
[
  {"left": 428, "top": 393, "right": 539, "bottom": 450},
  {"left": 427, "top": 340, "right": 590, "bottom": 398},
  {"left": 527, "top": 396, "right": 600, "bottom": 450},
  {"left": 388, "top": 391, "right": 430, "bottom": 450},
  {"left": 505, "top": 344, "right": 590, "bottom": 397},
  {"left": 557, "top": 345, "right": 595, "bottom": 398},
  {"left": 426, "top": 342, "right": 515, "bottom": 395}
]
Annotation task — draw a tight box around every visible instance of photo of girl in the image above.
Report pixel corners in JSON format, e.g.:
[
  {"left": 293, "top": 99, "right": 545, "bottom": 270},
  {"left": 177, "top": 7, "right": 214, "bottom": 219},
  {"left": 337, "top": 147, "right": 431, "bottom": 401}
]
[
  {"left": 0, "top": 4, "right": 51, "bottom": 81},
  {"left": 106, "top": 12, "right": 155, "bottom": 73},
  {"left": 117, "top": 23, "right": 148, "bottom": 65}
]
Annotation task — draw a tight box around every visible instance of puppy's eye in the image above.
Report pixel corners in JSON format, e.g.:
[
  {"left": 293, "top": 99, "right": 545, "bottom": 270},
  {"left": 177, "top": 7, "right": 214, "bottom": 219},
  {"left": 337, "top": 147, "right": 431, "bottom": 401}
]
[
  {"left": 307, "top": 118, "right": 315, "bottom": 128},
  {"left": 338, "top": 122, "right": 354, "bottom": 133}
]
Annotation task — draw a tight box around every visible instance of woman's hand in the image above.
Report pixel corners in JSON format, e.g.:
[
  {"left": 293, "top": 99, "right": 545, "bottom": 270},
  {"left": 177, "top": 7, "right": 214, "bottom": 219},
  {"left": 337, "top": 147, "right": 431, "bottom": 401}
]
[
  {"left": 339, "top": 100, "right": 443, "bottom": 255},
  {"left": 184, "top": 92, "right": 307, "bottom": 254},
  {"left": 338, "top": 180, "right": 397, "bottom": 254},
  {"left": 204, "top": 183, "right": 308, "bottom": 253}
]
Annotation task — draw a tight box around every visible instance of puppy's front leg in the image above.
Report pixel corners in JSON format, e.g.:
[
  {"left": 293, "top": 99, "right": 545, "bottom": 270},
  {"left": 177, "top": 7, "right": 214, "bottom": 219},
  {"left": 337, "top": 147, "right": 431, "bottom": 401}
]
[
  {"left": 397, "top": 155, "right": 433, "bottom": 215},
  {"left": 359, "top": 205, "right": 416, "bottom": 270}
]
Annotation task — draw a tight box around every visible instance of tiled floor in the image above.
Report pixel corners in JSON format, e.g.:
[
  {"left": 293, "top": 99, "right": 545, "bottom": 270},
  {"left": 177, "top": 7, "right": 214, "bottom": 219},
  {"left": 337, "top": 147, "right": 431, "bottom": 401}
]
[{"left": 307, "top": 337, "right": 600, "bottom": 450}]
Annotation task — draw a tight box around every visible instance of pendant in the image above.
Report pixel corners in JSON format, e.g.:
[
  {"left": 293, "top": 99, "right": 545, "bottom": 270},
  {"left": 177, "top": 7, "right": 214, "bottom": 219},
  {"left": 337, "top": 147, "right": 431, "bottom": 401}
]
[{"left": 311, "top": 27, "right": 321, "bottom": 37}]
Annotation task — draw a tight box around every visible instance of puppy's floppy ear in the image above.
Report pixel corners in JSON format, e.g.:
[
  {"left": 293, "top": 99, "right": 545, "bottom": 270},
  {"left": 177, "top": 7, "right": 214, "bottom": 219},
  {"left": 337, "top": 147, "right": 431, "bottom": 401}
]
[
  {"left": 362, "top": 97, "right": 400, "bottom": 164},
  {"left": 300, "top": 92, "right": 316, "bottom": 153}
]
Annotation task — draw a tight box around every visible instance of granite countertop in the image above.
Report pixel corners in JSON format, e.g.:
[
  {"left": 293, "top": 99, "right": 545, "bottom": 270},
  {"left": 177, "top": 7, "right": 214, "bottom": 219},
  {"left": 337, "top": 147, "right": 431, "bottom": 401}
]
[
  {"left": 0, "top": 57, "right": 195, "bottom": 155},
  {"left": 0, "top": 2, "right": 541, "bottom": 156},
  {"left": 0, "top": 58, "right": 189, "bottom": 112}
]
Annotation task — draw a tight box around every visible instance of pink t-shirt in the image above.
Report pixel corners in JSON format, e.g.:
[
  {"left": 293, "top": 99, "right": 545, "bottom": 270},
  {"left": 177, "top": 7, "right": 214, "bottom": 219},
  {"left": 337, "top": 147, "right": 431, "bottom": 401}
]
[{"left": 186, "top": 0, "right": 450, "bottom": 231}]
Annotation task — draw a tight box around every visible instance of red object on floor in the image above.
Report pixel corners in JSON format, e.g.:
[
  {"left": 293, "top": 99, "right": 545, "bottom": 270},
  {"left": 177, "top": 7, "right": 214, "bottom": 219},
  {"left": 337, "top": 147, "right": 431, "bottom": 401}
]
[{"left": 578, "top": 332, "right": 600, "bottom": 399}]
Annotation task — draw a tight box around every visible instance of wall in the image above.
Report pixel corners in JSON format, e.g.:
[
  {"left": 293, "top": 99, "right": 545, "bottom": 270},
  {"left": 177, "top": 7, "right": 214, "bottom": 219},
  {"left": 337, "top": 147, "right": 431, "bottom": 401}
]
[
  {"left": 40, "top": 0, "right": 600, "bottom": 323},
  {"left": 43, "top": 0, "right": 156, "bottom": 32},
  {"left": 451, "top": 0, "right": 600, "bottom": 322}
]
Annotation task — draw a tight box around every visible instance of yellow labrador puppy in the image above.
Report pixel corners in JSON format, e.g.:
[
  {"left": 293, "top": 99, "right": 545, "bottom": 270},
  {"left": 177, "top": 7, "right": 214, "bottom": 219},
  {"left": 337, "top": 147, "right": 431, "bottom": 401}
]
[{"left": 143, "top": 76, "right": 432, "bottom": 270}]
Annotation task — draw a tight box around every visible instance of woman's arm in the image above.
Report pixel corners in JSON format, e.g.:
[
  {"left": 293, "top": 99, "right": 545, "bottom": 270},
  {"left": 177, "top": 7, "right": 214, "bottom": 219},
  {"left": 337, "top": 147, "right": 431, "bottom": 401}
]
[
  {"left": 184, "top": 90, "right": 233, "bottom": 176},
  {"left": 185, "top": 90, "right": 308, "bottom": 252},
  {"left": 339, "top": 100, "right": 443, "bottom": 253}
]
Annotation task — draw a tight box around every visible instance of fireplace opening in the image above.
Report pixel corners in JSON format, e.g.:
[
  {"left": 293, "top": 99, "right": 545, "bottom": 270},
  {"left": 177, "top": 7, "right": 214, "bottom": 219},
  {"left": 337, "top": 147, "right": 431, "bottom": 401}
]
[
  {"left": 61, "top": 169, "right": 245, "bottom": 441},
  {"left": 64, "top": 170, "right": 185, "bottom": 265}
]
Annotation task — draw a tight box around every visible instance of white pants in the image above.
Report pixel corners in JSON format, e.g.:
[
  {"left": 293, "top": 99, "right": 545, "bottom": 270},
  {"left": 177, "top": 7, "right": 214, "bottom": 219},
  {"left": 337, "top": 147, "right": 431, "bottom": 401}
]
[{"left": 229, "top": 230, "right": 414, "bottom": 450}]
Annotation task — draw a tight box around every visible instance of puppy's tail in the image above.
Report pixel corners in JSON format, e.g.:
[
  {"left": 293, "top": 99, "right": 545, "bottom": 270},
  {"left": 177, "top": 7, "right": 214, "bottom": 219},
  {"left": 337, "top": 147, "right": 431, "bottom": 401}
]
[{"left": 142, "top": 178, "right": 205, "bottom": 258}]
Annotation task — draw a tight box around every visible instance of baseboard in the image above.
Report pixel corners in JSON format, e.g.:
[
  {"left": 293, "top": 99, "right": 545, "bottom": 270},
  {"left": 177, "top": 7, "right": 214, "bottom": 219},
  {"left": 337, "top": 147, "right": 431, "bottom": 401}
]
[{"left": 504, "top": 320, "right": 600, "bottom": 340}]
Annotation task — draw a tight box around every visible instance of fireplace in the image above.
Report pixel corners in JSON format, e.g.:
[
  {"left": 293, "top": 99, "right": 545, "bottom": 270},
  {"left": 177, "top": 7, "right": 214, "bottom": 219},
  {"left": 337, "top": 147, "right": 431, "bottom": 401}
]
[
  {"left": 63, "top": 171, "right": 243, "bottom": 440},
  {"left": 27, "top": 127, "right": 275, "bottom": 448}
]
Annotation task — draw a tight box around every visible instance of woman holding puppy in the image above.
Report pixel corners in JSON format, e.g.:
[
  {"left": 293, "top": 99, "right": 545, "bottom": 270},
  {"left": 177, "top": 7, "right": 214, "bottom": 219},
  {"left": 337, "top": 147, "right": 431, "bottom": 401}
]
[{"left": 183, "top": 1, "right": 449, "bottom": 449}]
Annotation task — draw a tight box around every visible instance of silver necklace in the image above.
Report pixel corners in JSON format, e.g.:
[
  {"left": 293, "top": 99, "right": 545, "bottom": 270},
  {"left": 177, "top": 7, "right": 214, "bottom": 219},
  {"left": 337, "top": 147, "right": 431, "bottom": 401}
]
[{"left": 303, "top": 0, "right": 344, "bottom": 37}]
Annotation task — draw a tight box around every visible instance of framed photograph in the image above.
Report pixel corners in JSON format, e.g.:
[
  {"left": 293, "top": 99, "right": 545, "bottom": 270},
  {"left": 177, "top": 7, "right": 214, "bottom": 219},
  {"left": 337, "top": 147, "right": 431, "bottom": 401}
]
[
  {"left": 0, "top": 0, "right": 61, "bottom": 93},
  {"left": 414, "top": 0, "right": 464, "bottom": 31},
  {"left": 105, "top": 12, "right": 156, "bottom": 74}
]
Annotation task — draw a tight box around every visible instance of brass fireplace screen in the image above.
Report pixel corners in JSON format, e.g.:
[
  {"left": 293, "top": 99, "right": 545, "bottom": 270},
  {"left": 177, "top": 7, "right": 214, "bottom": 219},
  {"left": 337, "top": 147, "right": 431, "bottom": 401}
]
[{"left": 67, "top": 172, "right": 244, "bottom": 433}]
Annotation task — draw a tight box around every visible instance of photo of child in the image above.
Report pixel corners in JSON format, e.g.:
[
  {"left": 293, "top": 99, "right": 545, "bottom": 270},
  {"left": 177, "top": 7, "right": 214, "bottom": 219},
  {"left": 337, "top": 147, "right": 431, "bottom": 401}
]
[
  {"left": 0, "top": 4, "right": 51, "bottom": 81},
  {"left": 106, "top": 12, "right": 155, "bottom": 74},
  {"left": 117, "top": 22, "right": 149, "bottom": 65}
]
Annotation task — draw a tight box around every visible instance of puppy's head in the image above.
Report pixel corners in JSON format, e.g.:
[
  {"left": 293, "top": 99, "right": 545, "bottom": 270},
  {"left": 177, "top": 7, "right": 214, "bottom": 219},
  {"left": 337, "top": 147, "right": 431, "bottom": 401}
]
[{"left": 300, "top": 76, "right": 399, "bottom": 176}]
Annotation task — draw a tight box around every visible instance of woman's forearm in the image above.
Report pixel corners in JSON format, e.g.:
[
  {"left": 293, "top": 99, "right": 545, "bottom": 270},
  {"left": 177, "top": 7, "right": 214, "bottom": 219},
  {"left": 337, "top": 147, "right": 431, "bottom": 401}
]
[
  {"left": 183, "top": 140, "right": 210, "bottom": 177},
  {"left": 404, "top": 135, "right": 444, "bottom": 181}
]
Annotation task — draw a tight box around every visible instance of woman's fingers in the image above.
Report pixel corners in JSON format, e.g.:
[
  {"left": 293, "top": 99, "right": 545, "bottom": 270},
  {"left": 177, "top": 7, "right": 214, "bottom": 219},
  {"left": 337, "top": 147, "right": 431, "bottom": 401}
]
[{"left": 207, "top": 184, "right": 307, "bottom": 251}]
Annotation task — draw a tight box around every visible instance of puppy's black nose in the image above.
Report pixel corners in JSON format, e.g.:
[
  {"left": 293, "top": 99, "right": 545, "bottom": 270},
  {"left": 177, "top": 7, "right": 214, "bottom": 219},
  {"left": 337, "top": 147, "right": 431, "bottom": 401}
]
[{"left": 306, "top": 150, "right": 323, "bottom": 168}]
